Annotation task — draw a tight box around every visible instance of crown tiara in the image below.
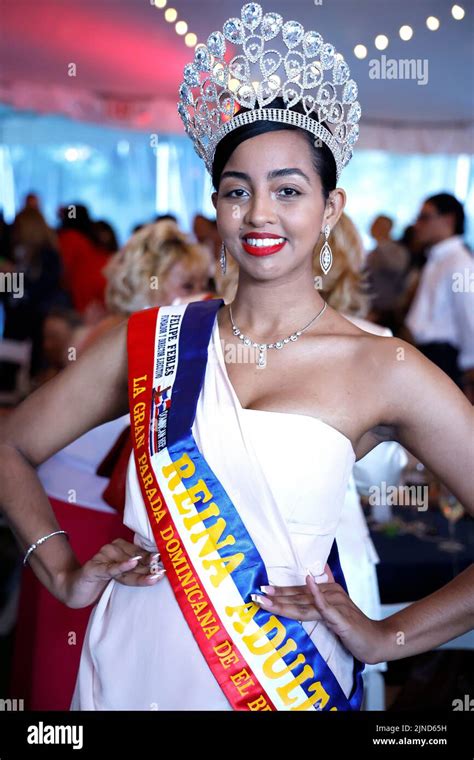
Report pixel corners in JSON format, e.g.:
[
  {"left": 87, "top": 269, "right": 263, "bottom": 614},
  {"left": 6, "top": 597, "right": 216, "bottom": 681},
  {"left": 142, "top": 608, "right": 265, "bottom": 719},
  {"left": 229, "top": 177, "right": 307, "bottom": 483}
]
[{"left": 177, "top": 2, "right": 361, "bottom": 182}]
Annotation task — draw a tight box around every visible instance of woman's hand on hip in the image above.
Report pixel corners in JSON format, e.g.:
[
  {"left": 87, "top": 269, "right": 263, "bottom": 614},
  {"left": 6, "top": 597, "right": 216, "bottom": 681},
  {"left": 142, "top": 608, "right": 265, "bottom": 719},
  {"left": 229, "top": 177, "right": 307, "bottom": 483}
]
[
  {"left": 253, "top": 569, "right": 386, "bottom": 664},
  {"left": 251, "top": 563, "right": 334, "bottom": 621}
]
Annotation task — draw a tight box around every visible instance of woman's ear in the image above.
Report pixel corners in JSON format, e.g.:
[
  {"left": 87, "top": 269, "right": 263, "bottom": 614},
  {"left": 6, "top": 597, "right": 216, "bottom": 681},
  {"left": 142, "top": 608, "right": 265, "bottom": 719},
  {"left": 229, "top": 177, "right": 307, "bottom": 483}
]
[
  {"left": 211, "top": 191, "right": 218, "bottom": 211},
  {"left": 323, "top": 187, "right": 346, "bottom": 230}
]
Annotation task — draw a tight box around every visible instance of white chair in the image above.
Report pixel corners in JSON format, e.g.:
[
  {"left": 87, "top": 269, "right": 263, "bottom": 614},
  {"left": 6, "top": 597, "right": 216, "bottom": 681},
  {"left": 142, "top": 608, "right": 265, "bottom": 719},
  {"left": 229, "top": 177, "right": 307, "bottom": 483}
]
[{"left": 0, "top": 338, "right": 32, "bottom": 405}]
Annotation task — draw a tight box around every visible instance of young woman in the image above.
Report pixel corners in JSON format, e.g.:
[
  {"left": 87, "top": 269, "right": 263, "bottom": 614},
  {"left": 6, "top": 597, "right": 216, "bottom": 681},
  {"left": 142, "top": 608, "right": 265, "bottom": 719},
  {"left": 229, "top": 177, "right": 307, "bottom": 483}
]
[{"left": 0, "top": 3, "right": 472, "bottom": 711}]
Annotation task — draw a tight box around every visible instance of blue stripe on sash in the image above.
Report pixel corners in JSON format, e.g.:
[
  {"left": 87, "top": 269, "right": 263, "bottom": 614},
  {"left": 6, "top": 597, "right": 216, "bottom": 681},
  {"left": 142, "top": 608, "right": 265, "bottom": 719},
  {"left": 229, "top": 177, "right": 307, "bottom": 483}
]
[{"left": 167, "top": 299, "right": 222, "bottom": 448}]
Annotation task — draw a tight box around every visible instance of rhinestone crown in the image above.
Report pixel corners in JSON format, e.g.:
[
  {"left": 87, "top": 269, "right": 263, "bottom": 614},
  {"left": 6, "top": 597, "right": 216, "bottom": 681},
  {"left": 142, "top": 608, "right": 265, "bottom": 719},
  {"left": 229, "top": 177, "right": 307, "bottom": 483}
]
[{"left": 177, "top": 2, "right": 361, "bottom": 181}]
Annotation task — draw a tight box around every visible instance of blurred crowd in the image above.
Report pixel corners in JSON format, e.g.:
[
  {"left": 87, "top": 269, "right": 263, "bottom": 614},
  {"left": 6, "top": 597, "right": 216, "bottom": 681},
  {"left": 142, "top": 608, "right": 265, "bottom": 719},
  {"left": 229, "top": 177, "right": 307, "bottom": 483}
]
[{"left": 0, "top": 190, "right": 472, "bottom": 402}]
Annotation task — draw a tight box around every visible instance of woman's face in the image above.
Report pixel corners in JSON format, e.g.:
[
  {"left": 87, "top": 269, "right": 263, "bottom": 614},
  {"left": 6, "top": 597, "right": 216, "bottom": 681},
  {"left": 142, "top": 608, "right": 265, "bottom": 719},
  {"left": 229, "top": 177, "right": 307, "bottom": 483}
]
[
  {"left": 151, "top": 259, "right": 209, "bottom": 305},
  {"left": 212, "top": 129, "right": 344, "bottom": 283}
]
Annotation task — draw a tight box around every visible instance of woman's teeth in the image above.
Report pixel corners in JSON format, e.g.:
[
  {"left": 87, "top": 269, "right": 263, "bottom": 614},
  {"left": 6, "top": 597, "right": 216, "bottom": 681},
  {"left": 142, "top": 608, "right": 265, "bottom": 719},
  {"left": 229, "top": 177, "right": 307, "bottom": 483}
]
[{"left": 244, "top": 238, "right": 285, "bottom": 247}]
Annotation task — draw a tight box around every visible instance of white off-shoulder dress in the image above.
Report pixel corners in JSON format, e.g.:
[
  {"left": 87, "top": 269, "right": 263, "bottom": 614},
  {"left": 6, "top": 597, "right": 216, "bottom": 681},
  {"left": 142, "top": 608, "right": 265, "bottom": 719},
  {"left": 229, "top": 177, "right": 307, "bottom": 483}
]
[{"left": 71, "top": 317, "right": 357, "bottom": 710}]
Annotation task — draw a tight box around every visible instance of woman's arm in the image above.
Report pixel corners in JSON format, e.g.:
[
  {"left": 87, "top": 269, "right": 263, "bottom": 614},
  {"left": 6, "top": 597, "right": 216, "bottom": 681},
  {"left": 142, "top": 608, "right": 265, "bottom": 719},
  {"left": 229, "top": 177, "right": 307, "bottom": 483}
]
[
  {"left": 307, "top": 565, "right": 474, "bottom": 664},
  {"left": 0, "top": 319, "right": 159, "bottom": 605},
  {"left": 372, "top": 564, "right": 474, "bottom": 661},
  {"left": 254, "top": 340, "right": 474, "bottom": 658},
  {"left": 381, "top": 337, "right": 474, "bottom": 514}
]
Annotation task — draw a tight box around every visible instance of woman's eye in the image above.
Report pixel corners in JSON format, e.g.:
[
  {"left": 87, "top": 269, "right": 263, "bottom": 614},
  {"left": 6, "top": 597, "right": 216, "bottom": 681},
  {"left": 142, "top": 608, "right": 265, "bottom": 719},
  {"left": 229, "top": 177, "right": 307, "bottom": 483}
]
[
  {"left": 223, "top": 187, "right": 301, "bottom": 198},
  {"left": 279, "top": 187, "right": 301, "bottom": 197},
  {"left": 225, "top": 188, "right": 248, "bottom": 198}
]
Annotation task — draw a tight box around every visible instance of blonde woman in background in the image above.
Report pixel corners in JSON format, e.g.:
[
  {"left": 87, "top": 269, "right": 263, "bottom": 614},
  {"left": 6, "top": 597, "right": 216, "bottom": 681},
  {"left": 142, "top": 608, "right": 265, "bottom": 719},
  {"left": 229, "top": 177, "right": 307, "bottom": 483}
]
[{"left": 75, "top": 220, "right": 211, "bottom": 351}]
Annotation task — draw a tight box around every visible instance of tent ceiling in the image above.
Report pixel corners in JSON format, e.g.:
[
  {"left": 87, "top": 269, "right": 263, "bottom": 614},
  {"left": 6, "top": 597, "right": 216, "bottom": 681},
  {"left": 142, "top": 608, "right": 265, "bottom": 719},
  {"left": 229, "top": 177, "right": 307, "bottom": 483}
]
[{"left": 0, "top": 0, "right": 473, "bottom": 126}]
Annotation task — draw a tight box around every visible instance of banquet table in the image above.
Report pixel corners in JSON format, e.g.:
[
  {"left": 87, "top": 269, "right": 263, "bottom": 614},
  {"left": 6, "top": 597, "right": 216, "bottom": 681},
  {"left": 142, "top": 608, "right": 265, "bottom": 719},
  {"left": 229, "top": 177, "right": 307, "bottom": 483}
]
[
  {"left": 365, "top": 510, "right": 473, "bottom": 710},
  {"left": 370, "top": 511, "right": 474, "bottom": 603}
]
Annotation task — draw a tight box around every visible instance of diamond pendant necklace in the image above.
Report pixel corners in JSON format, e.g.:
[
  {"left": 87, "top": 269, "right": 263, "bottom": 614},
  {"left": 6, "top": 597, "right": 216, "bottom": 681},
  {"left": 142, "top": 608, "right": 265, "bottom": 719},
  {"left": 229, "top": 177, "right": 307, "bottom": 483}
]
[{"left": 228, "top": 301, "right": 328, "bottom": 369}]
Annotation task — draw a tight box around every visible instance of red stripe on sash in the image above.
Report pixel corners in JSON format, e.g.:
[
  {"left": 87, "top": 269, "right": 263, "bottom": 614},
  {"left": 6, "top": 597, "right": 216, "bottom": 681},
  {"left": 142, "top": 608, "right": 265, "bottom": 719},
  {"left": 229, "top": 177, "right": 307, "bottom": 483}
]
[{"left": 127, "top": 306, "right": 276, "bottom": 711}]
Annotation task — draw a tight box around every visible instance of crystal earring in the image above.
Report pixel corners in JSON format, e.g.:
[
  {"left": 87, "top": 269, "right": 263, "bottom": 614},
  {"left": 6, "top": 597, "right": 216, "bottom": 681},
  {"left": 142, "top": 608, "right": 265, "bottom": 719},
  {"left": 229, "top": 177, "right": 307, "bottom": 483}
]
[
  {"left": 320, "top": 224, "right": 333, "bottom": 275},
  {"left": 219, "top": 243, "right": 227, "bottom": 275}
]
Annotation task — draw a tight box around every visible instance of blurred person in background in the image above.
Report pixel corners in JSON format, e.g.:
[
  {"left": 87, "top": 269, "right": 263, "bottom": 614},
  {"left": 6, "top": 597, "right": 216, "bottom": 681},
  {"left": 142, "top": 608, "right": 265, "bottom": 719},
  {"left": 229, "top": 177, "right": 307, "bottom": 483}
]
[
  {"left": 22, "top": 192, "right": 41, "bottom": 212},
  {"left": 0, "top": 212, "right": 13, "bottom": 266},
  {"left": 395, "top": 224, "right": 429, "bottom": 325},
  {"left": 2, "top": 207, "right": 69, "bottom": 379},
  {"left": 400, "top": 223, "right": 428, "bottom": 273},
  {"left": 76, "top": 219, "right": 212, "bottom": 351},
  {"left": 92, "top": 220, "right": 119, "bottom": 254},
  {"left": 56, "top": 204, "right": 112, "bottom": 320},
  {"left": 365, "top": 215, "right": 410, "bottom": 335},
  {"left": 154, "top": 213, "right": 178, "bottom": 224},
  {"left": 405, "top": 193, "right": 474, "bottom": 401}
]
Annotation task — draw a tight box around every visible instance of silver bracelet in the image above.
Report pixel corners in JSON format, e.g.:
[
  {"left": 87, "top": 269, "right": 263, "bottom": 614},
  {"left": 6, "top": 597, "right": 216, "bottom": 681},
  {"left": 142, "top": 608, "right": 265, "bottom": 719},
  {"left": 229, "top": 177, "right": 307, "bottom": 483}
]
[{"left": 23, "top": 530, "right": 69, "bottom": 566}]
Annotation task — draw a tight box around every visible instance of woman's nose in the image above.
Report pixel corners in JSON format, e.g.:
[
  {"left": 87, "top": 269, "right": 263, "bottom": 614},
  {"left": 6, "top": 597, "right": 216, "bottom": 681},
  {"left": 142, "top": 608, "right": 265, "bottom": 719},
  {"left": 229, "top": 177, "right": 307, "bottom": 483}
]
[{"left": 243, "top": 191, "right": 278, "bottom": 227}]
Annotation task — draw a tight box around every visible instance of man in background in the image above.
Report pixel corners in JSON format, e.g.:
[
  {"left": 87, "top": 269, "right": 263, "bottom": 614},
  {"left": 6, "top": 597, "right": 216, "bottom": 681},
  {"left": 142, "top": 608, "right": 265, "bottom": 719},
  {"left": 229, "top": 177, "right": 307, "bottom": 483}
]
[{"left": 406, "top": 193, "right": 474, "bottom": 402}]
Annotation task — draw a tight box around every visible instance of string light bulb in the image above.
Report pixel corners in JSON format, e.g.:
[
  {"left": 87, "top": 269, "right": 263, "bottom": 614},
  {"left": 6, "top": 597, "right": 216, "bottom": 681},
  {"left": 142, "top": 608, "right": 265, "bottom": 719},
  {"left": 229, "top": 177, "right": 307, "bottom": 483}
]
[
  {"left": 375, "top": 34, "right": 389, "bottom": 50},
  {"left": 399, "top": 25, "right": 413, "bottom": 41},
  {"left": 185, "top": 32, "right": 197, "bottom": 47},
  {"left": 426, "top": 16, "right": 440, "bottom": 31},
  {"left": 164, "top": 7, "right": 177, "bottom": 23},
  {"left": 175, "top": 20, "right": 188, "bottom": 35},
  {"left": 354, "top": 44, "right": 367, "bottom": 59},
  {"left": 452, "top": 5, "right": 465, "bottom": 20}
]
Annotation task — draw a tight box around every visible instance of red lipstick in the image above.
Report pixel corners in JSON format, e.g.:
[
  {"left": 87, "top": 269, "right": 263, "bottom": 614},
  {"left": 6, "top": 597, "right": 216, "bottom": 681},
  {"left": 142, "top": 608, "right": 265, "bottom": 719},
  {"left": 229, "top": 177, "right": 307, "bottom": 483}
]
[{"left": 241, "top": 232, "right": 287, "bottom": 257}]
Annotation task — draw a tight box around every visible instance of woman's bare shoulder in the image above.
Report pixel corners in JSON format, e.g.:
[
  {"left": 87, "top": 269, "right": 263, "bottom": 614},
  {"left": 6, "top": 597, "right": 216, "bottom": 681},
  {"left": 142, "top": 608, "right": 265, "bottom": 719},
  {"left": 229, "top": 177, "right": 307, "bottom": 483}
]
[
  {"left": 353, "top": 328, "right": 470, "bottom": 428},
  {"left": 342, "top": 321, "right": 424, "bottom": 386}
]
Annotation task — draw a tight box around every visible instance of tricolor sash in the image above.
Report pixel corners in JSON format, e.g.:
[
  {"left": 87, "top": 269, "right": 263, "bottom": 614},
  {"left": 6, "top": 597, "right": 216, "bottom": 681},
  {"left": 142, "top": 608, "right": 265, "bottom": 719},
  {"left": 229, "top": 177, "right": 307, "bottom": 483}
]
[{"left": 127, "top": 298, "right": 364, "bottom": 711}]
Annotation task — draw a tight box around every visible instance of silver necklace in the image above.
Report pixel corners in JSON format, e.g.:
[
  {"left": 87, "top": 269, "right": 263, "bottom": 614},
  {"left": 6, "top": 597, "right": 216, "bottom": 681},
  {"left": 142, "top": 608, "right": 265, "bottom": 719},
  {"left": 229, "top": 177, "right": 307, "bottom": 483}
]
[{"left": 229, "top": 301, "right": 328, "bottom": 368}]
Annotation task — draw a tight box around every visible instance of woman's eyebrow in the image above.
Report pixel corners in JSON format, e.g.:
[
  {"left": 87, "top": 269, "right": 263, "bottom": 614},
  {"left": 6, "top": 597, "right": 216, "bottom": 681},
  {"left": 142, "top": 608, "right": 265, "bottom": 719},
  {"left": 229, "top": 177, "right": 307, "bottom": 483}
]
[
  {"left": 268, "top": 168, "right": 311, "bottom": 184},
  {"left": 220, "top": 168, "right": 311, "bottom": 184}
]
